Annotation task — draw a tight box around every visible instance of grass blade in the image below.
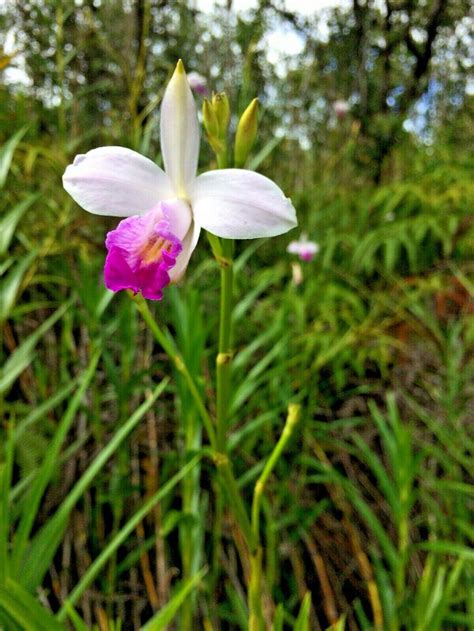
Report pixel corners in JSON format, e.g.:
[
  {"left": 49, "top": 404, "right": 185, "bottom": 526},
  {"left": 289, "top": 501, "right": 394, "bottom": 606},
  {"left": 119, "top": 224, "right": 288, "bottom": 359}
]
[
  {"left": 0, "top": 194, "right": 40, "bottom": 255},
  {"left": 57, "top": 454, "right": 202, "bottom": 619},
  {"left": 0, "top": 422, "right": 15, "bottom": 584},
  {"left": 20, "top": 378, "right": 169, "bottom": 591},
  {"left": 294, "top": 592, "right": 312, "bottom": 631},
  {"left": 0, "top": 577, "right": 66, "bottom": 631},
  {"left": 0, "top": 127, "right": 27, "bottom": 189},
  {"left": 0, "top": 252, "right": 37, "bottom": 323},
  {"left": 0, "top": 300, "right": 72, "bottom": 395},
  {"left": 141, "top": 567, "right": 207, "bottom": 631},
  {"left": 11, "top": 349, "right": 101, "bottom": 575}
]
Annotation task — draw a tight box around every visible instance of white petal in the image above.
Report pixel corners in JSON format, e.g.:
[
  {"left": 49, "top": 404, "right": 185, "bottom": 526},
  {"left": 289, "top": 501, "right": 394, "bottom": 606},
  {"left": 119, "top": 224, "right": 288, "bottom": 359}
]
[
  {"left": 161, "top": 198, "right": 193, "bottom": 240},
  {"left": 287, "top": 241, "right": 302, "bottom": 254},
  {"left": 169, "top": 222, "right": 201, "bottom": 282},
  {"left": 287, "top": 240, "right": 318, "bottom": 255},
  {"left": 63, "top": 146, "right": 173, "bottom": 217},
  {"left": 190, "top": 169, "right": 297, "bottom": 239},
  {"left": 160, "top": 60, "right": 200, "bottom": 197}
]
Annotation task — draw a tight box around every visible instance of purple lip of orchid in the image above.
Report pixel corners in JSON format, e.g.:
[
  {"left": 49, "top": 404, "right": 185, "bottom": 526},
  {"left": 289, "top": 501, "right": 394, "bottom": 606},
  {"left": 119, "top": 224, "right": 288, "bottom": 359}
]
[
  {"left": 299, "top": 249, "right": 315, "bottom": 262},
  {"left": 287, "top": 235, "right": 319, "bottom": 262},
  {"left": 104, "top": 204, "right": 182, "bottom": 301},
  {"left": 187, "top": 71, "right": 208, "bottom": 96}
]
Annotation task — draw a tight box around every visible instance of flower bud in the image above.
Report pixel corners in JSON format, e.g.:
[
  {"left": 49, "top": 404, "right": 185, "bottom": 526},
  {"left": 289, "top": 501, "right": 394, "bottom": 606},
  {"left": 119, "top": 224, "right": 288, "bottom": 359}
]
[
  {"left": 202, "top": 98, "right": 219, "bottom": 138},
  {"left": 212, "top": 92, "right": 230, "bottom": 137},
  {"left": 203, "top": 98, "right": 224, "bottom": 156},
  {"left": 234, "top": 98, "right": 259, "bottom": 168}
]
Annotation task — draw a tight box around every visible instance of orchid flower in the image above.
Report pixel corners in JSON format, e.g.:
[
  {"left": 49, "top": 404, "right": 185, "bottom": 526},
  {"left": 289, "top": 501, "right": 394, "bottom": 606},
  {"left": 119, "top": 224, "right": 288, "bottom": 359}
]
[
  {"left": 333, "top": 99, "right": 350, "bottom": 119},
  {"left": 287, "top": 234, "right": 319, "bottom": 262},
  {"left": 63, "top": 60, "right": 297, "bottom": 300},
  {"left": 187, "top": 71, "right": 208, "bottom": 95}
]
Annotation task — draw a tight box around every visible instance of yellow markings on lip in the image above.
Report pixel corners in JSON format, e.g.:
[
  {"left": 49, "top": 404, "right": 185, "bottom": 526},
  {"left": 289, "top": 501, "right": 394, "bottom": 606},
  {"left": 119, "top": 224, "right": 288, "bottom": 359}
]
[{"left": 139, "top": 237, "right": 172, "bottom": 265}]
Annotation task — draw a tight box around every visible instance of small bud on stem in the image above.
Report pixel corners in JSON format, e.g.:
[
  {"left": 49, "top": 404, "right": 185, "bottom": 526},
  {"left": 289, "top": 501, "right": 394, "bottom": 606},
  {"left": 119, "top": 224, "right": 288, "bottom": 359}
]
[{"left": 234, "top": 98, "right": 259, "bottom": 168}]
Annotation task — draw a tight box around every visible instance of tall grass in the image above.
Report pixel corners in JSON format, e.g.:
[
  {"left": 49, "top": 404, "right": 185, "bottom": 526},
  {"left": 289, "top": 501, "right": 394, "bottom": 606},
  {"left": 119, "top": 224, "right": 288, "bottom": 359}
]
[{"left": 0, "top": 8, "right": 473, "bottom": 626}]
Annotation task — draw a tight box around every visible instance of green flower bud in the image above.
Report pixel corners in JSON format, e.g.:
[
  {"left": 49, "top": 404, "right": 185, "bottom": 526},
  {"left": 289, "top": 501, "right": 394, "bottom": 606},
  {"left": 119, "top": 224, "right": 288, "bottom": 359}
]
[
  {"left": 202, "top": 97, "right": 219, "bottom": 139},
  {"left": 234, "top": 98, "right": 259, "bottom": 168},
  {"left": 212, "top": 92, "right": 230, "bottom": 137}
]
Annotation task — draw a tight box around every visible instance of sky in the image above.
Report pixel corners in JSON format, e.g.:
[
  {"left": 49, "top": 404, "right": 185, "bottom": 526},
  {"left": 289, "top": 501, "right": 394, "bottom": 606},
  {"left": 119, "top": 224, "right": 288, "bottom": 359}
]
[
  {"left": 193, "top": 0, "right": 350, "bottom": 61},
  {"left": 3, "top": 0, "right": 348, "bottom": 86},
  {"left": 194, "top": 0, "right": 348, "bottom": 13}
]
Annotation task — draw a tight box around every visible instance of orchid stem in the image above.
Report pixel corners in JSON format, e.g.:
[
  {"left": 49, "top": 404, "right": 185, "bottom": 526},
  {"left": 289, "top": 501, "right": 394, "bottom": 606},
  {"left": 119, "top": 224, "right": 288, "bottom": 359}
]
[
  {"left": 214, "top": 452, "right": 255, "bottom": 551},
  {"left": 216, "top": 238, "right": 234, "bottom": 451},
  {"left": 132, "top": 293, "right": 217, "bottom": 448},
  {"left": 214, "top": 238, "right": 257, "bottom": 563},
  {"left": 248, "top": 403, "right": 301, "bottom": 630}
]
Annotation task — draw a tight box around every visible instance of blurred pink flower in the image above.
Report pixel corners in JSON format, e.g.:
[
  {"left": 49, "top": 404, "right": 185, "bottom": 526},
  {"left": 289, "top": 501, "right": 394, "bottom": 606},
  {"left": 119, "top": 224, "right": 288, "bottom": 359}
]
[
  {"left": 187, "top": 71, "right": 208, "bottom": 95},
  {"left": 333, "top": 99, "right": 350, "bottom": 119},
  {"left": 287, "top": 234, "right": 319, "bottom": 262}
]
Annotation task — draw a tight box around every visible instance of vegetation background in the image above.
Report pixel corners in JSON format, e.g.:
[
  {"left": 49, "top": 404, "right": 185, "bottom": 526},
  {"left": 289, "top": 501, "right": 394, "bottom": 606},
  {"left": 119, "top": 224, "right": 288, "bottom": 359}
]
[{"left": 0, "top": 0, "right": 473, "bottom": 629}]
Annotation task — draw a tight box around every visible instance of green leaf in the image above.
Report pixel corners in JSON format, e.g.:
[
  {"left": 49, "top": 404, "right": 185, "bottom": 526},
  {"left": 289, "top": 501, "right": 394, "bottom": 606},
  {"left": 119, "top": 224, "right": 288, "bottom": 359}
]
[
  {"left": 294, "top": 592, "right": 312, "bottom": 631},
  {"left": 272, "top": 604, "right": 285, "bottom": 631},
  {"left": 62, "top": 602, "right": 94, "bottom": 631},
  {"left": 0, "top": 300, "right": 71, "bottom": 395},
  {"left": 58, "top": 453, "right": 202, "bottom": 620},
  {"left": 0, "top": 194, "right": 40, "bottom": 255},
  {"left": 430, "top": 559, "right": 465, "bottom": 631},
  {"left": 21, "top": 378, "right": 169, "bottom": 592},
  {"left": 11, "top": 350, "right": 101, "bottom": 576},
  {"left": 417, "top": 541, "right": 474, "bottom": 561},
  {"left": 14, "top": 377, "right": 78, "bottom": 442},
  {"left": 0, "top": 127, "right": 28, "bottom": 189},
  {"left": 0, "top": 251, "right": 36, "bottom": 323},
  {"left": 326, "top": 614, "right": 346, "bottom": 630},
  {"left": 141, "top": 567, "right": 206, "bottom": 631},
  {"left": 0, "top": 578, "right": 66, "bottom": 631},
  {"left": 247, "top": 136, "right": 282, "bottom": 171},
  {"left": 0, "top": 423, "right": 15, "bottom": 584}
]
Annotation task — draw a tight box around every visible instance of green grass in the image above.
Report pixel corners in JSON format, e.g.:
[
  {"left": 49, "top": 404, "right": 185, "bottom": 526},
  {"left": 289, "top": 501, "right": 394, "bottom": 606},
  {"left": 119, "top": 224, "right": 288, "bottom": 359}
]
[{"left": 0, "top": 45, "right": 473, "bottom": 631}]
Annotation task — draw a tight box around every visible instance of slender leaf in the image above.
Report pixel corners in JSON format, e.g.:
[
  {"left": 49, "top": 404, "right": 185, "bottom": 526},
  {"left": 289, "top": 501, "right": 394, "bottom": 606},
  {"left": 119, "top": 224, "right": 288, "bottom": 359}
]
[
  {"left": 21, "top": 378, "right": 169, "bottom": 591},
  {"left": 11, "top": 349, "right": 101, "bottom": 575},
  {"left": 294, "top": 592, "right": 312, "bottom": 631},
  {"left": 0, "top": 194, "right": 40, "bottom": 255},
  {"left": 141, "top": 567, "right": 207, "bottom": 631},
  {"left": 58, "top": 454, "right": 202, "bottom": 619},
  {"left": 0, "top": 578, "right": 66, "bottom": 631},
  {"left": 0, "top": 127, "right": 27, "bottom": 188},
  {"left": 0, "top": 300, "right": 71, "bottom": 395}
]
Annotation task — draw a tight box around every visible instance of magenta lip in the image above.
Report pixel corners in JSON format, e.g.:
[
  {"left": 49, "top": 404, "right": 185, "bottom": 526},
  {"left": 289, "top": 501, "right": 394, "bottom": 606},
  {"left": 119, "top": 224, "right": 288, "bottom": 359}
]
[
  {"left": 103, "top": 207, "right": 182, "bottom": 301},
  {"left": 300, "top": 251, "right": 314, "bottom": 262}
]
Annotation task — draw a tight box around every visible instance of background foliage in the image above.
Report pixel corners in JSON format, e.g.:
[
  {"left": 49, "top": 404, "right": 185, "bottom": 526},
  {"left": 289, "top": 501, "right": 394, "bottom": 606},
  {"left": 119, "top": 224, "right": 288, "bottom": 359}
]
[{"left": 0, "top": 0, "right": 473, "bottom": 629}]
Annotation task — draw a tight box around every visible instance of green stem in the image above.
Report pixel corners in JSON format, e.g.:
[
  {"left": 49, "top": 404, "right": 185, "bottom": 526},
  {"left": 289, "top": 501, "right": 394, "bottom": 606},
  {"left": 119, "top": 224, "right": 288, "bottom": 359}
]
[
  {"left": 209, "top": 478, "right": 224, "bottom": 594},
  {"left": 215, "top": 453, "right": 255, "bottom": 552},
  {"left": 217, "top": 149, "right": 228, "bottom": 169},
  {"left": 251, "top": 404, "right": 301, "bottom": 541},
  {"left": 213, "top": 239, "right": 258, "bottom": 553},
  {"left": 249, "top": 403, "right": 301, "bottom": 630},
  {"left": 132, "top": 293, "right": 217, "bottom": 448},
  {"left": 216, "top": 240, "right": 234, "bottom": 451},
  {"left": 134, "top": 276, "right": 257, "bottom": 608},
  {"left": 180, "top": 408, "right": 202, "bottom": 631}
]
